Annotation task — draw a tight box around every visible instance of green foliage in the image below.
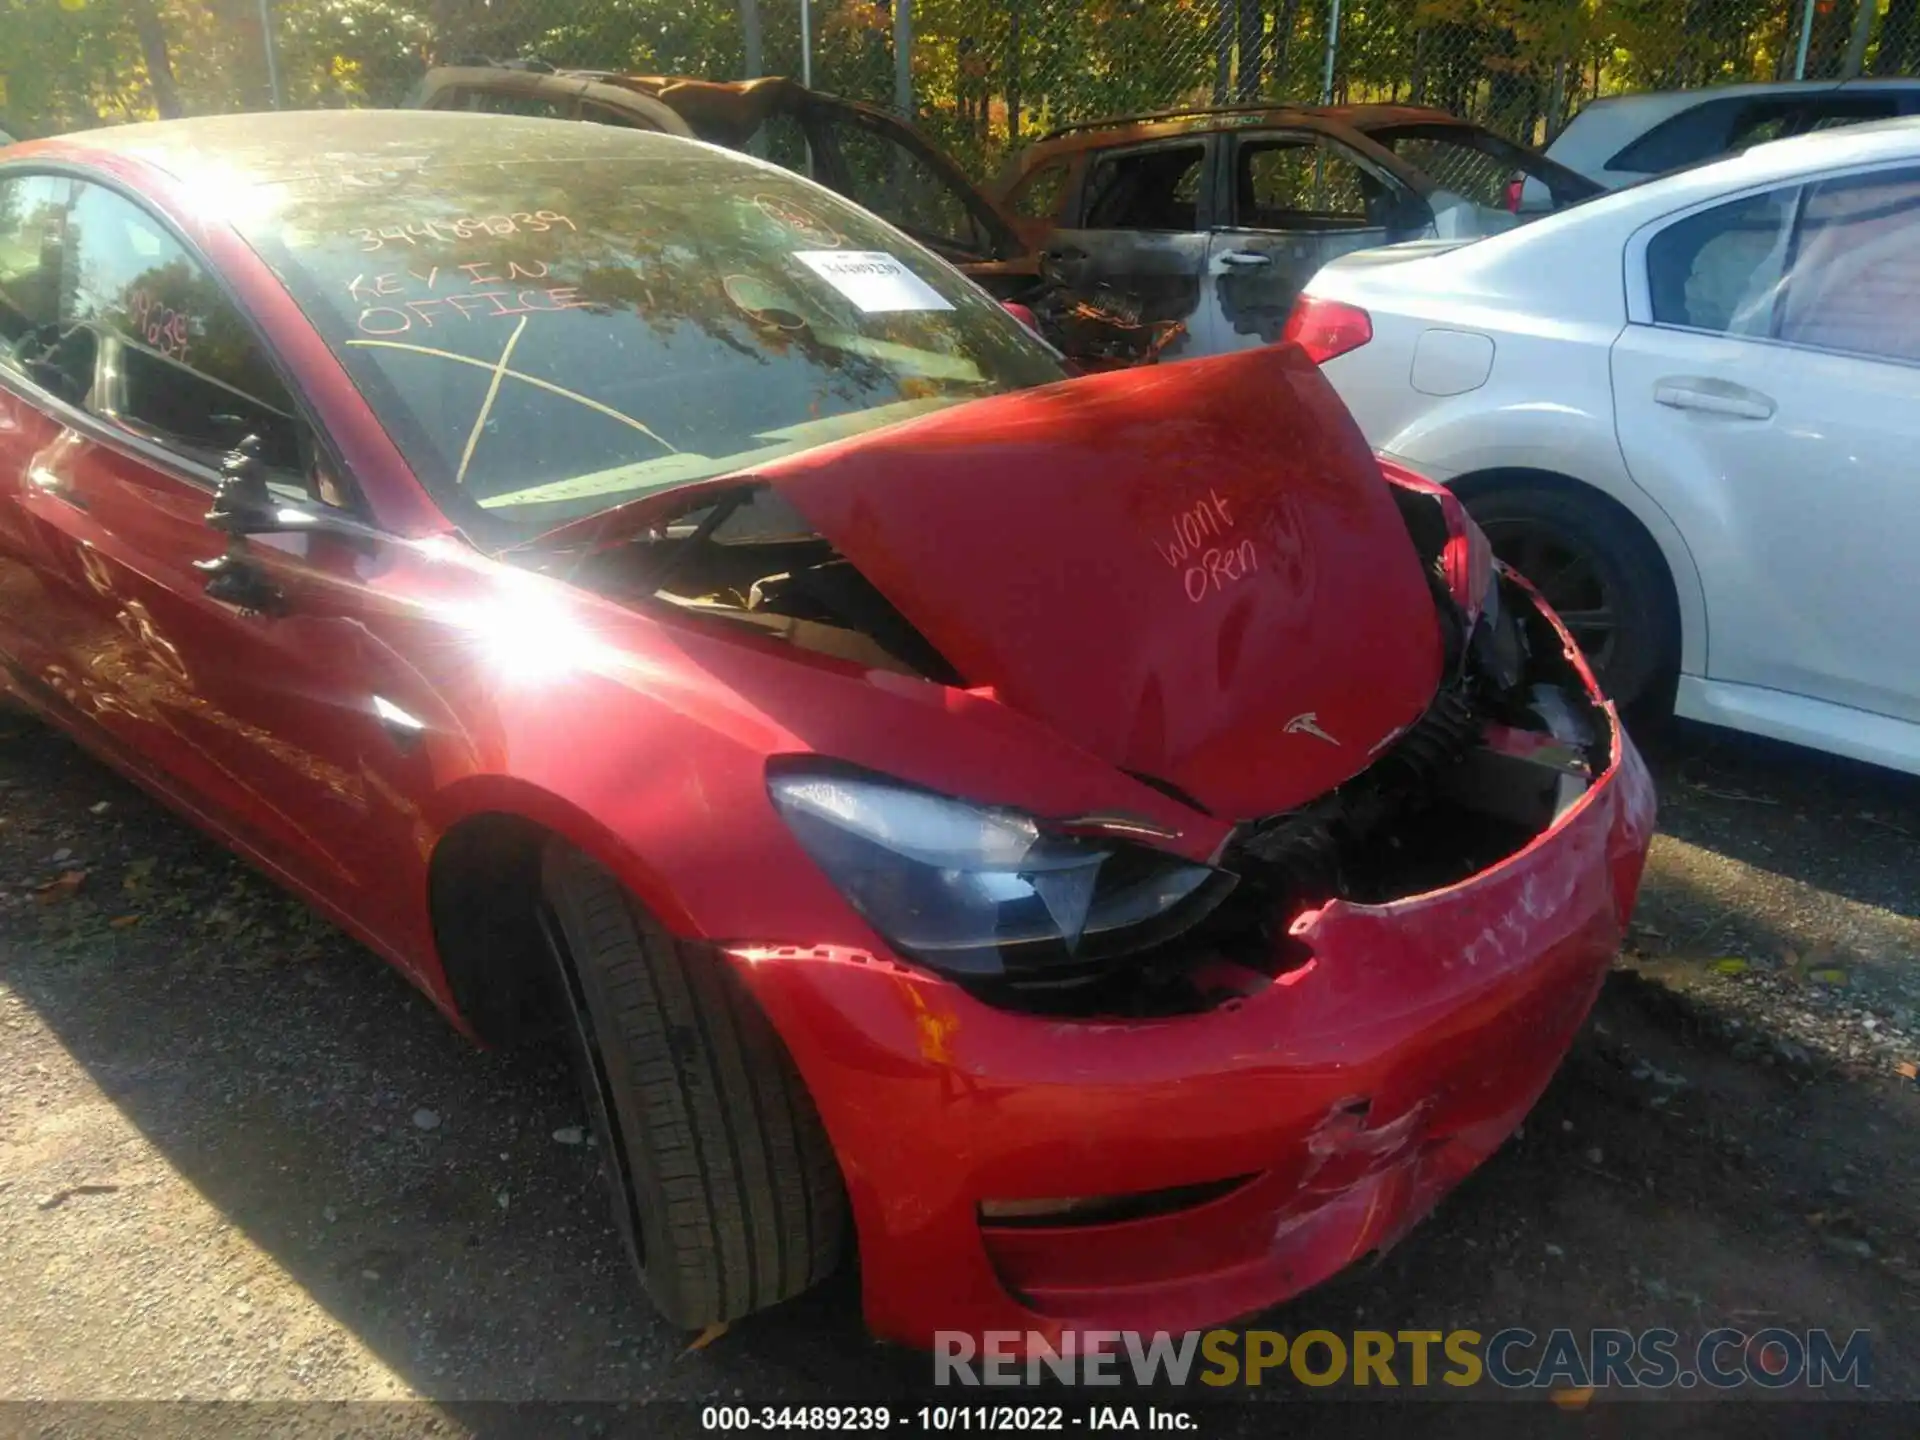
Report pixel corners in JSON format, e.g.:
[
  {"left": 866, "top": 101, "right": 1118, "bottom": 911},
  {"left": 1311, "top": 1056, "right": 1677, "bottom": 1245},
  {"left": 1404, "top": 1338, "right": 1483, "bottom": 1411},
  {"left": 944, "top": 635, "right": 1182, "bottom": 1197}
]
[{"left": 0, "top": 0, "right": 1908, "bottom": 157}]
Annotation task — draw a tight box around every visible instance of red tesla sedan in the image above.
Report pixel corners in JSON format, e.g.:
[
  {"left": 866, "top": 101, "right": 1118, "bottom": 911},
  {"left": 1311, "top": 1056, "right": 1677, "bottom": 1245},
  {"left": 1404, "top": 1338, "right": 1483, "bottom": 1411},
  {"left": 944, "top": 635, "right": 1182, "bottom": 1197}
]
[{"left": 0, "top": 112, "right": 1653, "bottom": 1349}]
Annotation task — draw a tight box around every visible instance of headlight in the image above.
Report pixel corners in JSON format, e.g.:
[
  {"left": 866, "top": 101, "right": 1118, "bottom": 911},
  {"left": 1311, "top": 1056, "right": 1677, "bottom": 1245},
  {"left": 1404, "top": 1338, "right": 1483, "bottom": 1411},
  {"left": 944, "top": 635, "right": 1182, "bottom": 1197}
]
[{"left": 768, "top": 768, "right": 1233, "bottom": 984}]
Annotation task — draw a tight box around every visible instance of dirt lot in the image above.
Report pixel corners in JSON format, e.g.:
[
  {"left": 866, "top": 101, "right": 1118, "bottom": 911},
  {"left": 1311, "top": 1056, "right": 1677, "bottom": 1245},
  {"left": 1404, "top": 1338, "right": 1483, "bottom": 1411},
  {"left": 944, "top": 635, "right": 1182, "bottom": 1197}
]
[{"left": 0, "top": 708, "right": 1916, "bottom": 1420}]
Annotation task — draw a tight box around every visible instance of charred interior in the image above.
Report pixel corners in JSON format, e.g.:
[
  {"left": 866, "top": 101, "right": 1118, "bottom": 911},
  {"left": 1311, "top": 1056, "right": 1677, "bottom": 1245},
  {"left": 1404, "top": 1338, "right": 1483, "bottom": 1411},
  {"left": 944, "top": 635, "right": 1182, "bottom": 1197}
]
[{"left": 531, "top": 481, "right": 1616, "bottom": 1022}]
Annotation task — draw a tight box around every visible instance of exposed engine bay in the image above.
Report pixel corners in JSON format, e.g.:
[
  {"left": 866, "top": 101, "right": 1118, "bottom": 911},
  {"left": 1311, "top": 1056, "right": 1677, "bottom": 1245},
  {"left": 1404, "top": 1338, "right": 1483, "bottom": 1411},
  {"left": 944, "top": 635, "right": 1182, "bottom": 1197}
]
[
  {"left": 529, "top": 479, "right": 1615, "bottom": 1020},
  {"left": 524, "top": 485, "right": 962, "bottom": 683}
]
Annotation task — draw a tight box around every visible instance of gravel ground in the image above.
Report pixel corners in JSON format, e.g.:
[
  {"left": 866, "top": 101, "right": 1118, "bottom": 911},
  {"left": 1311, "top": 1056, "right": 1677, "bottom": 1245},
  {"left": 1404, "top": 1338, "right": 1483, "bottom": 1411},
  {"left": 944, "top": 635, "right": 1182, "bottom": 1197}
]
[{"left": 0, "top": 709, "right": 1916, "bottom": 1421}]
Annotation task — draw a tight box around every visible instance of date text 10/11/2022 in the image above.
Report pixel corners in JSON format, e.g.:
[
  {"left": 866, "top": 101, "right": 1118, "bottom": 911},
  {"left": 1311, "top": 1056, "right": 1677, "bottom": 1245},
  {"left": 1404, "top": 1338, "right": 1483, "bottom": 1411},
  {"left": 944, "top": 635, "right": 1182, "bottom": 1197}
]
[{"left": 700, "top": 1407, "right": 1199, "bottom": 1433}]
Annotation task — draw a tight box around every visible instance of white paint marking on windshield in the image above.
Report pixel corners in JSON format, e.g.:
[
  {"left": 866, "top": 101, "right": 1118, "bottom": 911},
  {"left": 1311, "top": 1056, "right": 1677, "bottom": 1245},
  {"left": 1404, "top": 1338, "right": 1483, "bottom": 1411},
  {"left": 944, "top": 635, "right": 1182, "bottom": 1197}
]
[
  {"left": 455, "top": 315, "right": 527, "bottom": 487},
  {"left": 793, "top": 251, "right": 953, "bottom": 313},
  {"left": 345, "top": 338, "right": 678, "bottom": 454}
]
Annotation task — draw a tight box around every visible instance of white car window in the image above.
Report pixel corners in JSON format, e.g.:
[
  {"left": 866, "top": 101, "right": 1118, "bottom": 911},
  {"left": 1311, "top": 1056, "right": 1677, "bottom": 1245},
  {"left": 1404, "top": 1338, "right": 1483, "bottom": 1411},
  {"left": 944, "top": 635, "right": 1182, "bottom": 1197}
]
[
  {"left": 1645, "top": 186, "right": 1797, "bottom": 338},
  {"left": 1778, "top": 167, "right": 1920, "bottom": 365}
]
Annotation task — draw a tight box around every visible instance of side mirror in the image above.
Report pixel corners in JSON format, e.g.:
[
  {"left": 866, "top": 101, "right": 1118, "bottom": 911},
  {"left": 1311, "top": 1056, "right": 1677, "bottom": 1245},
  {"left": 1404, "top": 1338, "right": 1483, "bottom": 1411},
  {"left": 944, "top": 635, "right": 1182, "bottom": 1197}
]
[
  {"left": 204, "top": 434, "right": 377, "bottom": 544},
  {"left": 196, "top": 435, "right": 370, "bottom": 613},
  {"left": 205, "top": 434, "right": 279, "bottom": 537}
]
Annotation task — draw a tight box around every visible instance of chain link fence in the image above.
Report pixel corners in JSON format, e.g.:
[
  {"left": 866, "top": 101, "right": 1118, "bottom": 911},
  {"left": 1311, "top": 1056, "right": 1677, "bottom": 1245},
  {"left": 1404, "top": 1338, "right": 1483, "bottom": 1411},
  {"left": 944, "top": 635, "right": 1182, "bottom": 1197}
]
[{"left": 3, "top": 0, "right": 1917, "bottom": 169}]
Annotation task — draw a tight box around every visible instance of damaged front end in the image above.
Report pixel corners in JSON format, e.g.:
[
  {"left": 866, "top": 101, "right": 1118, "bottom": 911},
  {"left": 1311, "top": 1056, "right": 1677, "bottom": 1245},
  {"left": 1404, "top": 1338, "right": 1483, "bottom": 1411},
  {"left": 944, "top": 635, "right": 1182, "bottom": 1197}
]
[
  {"left": 530, "top": 452, "right": 1620, "bottom": 1024},
  {"left": 965, "top": 461, "right": 1621, "bottom": 1019},
  {"left": 518, "top": 349, "right": 1635, "bottom": 1025},
  {"left": 1193, "top": 585, "right": 1608, "bottom": 1001}
]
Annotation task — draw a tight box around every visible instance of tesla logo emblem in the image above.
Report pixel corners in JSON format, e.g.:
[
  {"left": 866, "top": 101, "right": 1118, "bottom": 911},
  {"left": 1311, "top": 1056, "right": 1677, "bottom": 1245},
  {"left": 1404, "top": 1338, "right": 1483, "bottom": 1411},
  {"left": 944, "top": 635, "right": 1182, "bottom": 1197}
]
[{"left": 1285, "top": 712, "right": 1340, "bottom": 746}]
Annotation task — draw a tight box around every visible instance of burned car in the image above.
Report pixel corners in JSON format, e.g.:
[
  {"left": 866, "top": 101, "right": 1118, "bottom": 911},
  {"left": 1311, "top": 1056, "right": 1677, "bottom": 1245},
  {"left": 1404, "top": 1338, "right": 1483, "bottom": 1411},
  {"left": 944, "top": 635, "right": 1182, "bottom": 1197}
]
[
  {"left": 412, "top": 63, "right": 1175, "bottom": 366},
  {"left": 992, "top": 103, "right": 1603, "bottom": 364},
  {"left": 412, "top": 63, "right": 1038, "bottom": 292},
  {"left": 0, "top": 114, "right": 1653, "bottom": 1347}
]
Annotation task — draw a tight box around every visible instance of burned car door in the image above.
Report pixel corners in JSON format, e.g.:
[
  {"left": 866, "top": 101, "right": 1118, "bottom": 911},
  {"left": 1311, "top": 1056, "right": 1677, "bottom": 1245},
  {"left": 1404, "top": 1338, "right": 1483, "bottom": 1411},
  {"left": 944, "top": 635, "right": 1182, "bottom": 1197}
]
[
  {"left": 1039, "top": 137, "right": 1214, "bottom": 363},
  {"left": 1203, "top": 129, "right": 1425, "bottom": 351}
]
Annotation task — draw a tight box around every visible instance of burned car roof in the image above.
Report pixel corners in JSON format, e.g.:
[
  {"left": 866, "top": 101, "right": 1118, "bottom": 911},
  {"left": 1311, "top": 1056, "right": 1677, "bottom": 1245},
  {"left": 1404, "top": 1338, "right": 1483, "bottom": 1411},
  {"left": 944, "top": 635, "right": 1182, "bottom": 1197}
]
[
  {"left": 1039, "top": 101, "right": 1474, "bottom": 146},
  {"left": 412, "top": 64, "right": 1031, "bottom": 270},
  {"left": 994, "top": 101, "right": 1583, "bottom": 196}
]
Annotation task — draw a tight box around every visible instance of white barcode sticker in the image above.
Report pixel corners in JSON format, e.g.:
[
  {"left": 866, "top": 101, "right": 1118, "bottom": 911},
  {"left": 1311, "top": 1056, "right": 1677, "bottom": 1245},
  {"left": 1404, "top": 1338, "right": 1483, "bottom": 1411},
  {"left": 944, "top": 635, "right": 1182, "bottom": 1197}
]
[{"left": 793, "top": 250, "right": 953, "bottom": 313}]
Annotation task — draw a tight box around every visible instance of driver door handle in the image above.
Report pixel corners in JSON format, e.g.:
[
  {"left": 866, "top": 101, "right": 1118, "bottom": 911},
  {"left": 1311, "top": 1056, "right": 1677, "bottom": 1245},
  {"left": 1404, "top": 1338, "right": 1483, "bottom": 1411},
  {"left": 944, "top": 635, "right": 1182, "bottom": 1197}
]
[
  {"left": 1218, "top": 251, "right": 1273, "bottom": 268},
  {"left": 1654, "top": 380, "right": 1776, "bottom": 421}
]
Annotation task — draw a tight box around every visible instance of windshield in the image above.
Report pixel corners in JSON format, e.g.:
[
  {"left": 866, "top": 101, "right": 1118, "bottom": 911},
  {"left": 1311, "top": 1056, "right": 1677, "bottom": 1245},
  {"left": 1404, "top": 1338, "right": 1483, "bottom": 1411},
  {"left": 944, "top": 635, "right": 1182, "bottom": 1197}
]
[{"left": 235, "top": 120, "right": 1065, "bottom": 542}]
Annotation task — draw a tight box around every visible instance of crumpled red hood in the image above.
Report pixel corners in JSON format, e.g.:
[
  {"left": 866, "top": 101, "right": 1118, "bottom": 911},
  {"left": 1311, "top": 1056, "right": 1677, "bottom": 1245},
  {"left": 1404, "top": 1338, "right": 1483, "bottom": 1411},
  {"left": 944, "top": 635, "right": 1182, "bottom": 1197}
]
[
  {"left": 533, "top": 345, "right": 1443, "bottom": 819},
  {"left": 756, "top": 344, "right": 1444, "bottom": 820}
]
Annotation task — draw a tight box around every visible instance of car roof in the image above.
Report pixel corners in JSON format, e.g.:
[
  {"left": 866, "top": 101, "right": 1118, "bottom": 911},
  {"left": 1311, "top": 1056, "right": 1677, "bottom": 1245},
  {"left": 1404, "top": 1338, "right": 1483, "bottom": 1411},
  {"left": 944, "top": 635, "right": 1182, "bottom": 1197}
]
[
  {"left": 1310, "top": 113, "right": 1920, "bottom": 327},
  {"left": 1549, "top": 77, "right": 1920, "bottom": 175},
  {"left": 421, "top": 65, "right": 889, "bottom": 145},
  {"left": 1618, "top": 110, "right": 1920, "bottom": 195},
  {"left": 1027, "top": 102, "right": 1468, "bottom": 152},
  {"left": 1, "top": 108, "right": 725, "bottom": 192},
  {"left": 1572, "top": 76, "right": 1920, "bottom": 121},
  {"left": 416, "top": 64, "right": 1028, "bottom": 256},
  {"left": 994, "top": 102, "right": 1502, "bottom": 191},
  {"left": 1470, "top": 113, "right": 1920, "bottom": 257}
]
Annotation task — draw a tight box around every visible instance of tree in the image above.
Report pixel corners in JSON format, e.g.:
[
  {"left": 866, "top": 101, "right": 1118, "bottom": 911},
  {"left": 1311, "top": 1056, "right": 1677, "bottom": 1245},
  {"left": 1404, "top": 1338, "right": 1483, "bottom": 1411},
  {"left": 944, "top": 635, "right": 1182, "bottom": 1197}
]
[{"left": 128, "top": 0, "right": 180, "bottom": 116}]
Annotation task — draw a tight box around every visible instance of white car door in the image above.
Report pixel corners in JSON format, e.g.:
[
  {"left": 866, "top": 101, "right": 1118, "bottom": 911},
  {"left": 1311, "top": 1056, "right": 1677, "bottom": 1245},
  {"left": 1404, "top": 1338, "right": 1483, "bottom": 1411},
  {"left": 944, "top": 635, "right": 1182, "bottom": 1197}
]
[{"left": 1609, "top": 164, "right": 1920, "bottom": 725}]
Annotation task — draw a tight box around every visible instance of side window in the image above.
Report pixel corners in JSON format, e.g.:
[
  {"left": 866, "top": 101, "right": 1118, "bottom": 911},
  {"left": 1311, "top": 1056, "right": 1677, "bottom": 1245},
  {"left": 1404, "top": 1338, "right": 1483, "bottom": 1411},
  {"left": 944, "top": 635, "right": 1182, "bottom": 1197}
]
[
  {"left": 1608, "top": 97, "right": 1761, "bottom": 175},
  {"left": 1234, "top": 137, "right": 1381, "bottom": 229},
  {"left": 1372, "top": 133, "right": 1509, "bottom": 208},
  {"left": 1796, "top": 99, "right": 1899, "bottom": 134},
  {"left": 1081, "top": 144, "right": 1205, "bottom": 231},
  {"left": 1005, "top": 160, "right": 1071, "bottom": 221},
  {"left": 0, "top": 174, "right": 73, "bottom": 385},
  {"left": 458, "top": 86, "right": 570, "bottom": 119},
  {"left": 578, "top": 100, "right": 662, "bottom": 131},
  {"left": 1645, "top": 186, "right": 1797, "bottom": 336},
  {"left": 1778, "top": 167, "right": 1920, "bottom": 364},
  {"left": 1724, "top": 102, "right": 1801, "bottom": 151},
  {"left": 62, "top": 182, "right": 306, "bottom": 479},
  {"left": 817, "top": 116, "right": 989, "bottom": 256},
  {"left": 747, "top": 112, "right": 812, "bottom": 176}
]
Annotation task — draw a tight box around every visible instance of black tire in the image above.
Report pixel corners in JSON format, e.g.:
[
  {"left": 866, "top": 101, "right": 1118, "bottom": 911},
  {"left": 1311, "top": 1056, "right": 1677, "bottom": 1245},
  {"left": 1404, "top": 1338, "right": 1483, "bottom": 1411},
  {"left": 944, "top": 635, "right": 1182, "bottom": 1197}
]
[
  {"left": 1459, "top": 480, "right": 1678, "bottom": 712},
  {"left": 538, "top": 843, "right": 846, "bottom": 1328}
]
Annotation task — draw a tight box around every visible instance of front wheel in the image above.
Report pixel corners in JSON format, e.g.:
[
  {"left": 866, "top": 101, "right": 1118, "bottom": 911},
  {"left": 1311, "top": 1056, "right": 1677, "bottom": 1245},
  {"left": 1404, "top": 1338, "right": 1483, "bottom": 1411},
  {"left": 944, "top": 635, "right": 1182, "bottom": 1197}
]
[
  {"left": 538, "top": 843, "right": 847, "bottom": 1328},
  {"left": 1461, "top": 482, "right": 1678, "bottom": 712}
]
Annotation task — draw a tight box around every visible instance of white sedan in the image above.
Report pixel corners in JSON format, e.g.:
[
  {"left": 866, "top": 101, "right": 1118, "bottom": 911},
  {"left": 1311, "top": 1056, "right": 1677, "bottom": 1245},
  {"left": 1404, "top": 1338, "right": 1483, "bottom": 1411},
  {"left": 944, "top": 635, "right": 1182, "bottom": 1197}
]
[{"left": 1292, "top": 117, "right": 1920, "bottom": 776}]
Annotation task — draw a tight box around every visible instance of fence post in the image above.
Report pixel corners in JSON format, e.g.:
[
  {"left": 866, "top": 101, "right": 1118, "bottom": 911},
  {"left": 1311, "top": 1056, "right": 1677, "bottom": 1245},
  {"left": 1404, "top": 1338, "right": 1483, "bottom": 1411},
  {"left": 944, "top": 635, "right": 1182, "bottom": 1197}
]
[
  {"left": 1793, "top": 0, "right": 1819, "bottom": 77},
  {"left": 801, "top": 0, "right": 813, "bottom": 86},
  {"left": 1843, "top": 0, "right": 1879, "bottom": 76},
  {"left": 741, "top": 0, "right": 762, "bottom": 78},
  {"left": 1321, "top": 0, "right": 1342, "bottom": 103},
  {"left": 258, "top": 0, "right": 282, "bottom": 108},
  {"left": 895, "top": 0, "right": 913, "bottom": 116}
]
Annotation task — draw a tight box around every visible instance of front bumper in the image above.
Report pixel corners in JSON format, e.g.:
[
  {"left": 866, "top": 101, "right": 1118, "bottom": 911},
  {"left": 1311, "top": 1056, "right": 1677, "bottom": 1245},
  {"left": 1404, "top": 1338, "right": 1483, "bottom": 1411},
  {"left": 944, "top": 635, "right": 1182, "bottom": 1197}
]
[{"left": 727, "top": 667, "right": 1656, "bottom": 1352}]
